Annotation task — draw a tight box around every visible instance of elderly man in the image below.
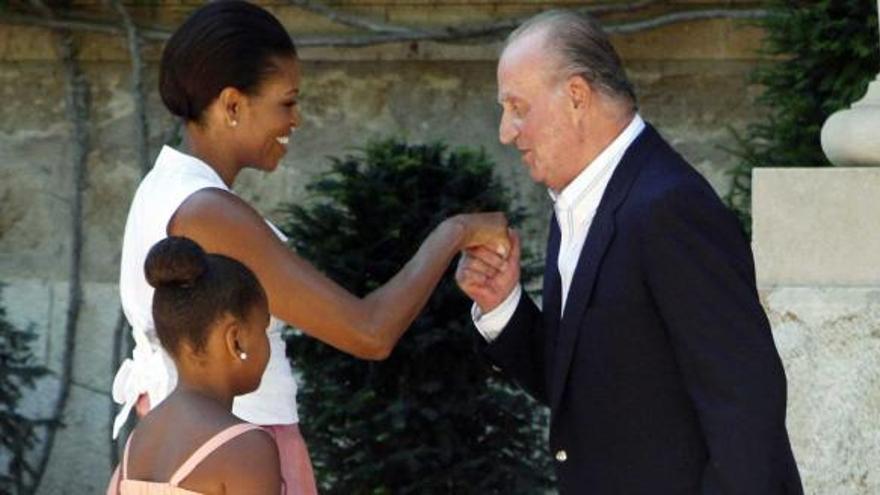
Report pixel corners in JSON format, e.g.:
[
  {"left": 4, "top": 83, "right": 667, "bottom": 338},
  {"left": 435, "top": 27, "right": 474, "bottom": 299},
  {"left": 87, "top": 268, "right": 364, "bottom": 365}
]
[{"left": 456, "top": 10, "right": 803, "bottom": 494}]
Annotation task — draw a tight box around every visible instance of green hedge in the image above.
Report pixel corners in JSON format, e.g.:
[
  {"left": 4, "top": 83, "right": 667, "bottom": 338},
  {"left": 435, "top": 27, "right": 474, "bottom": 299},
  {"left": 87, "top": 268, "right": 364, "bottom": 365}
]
[
  {"left": 280, "top": 139, "right": 553, "bottom": 494},
  {"left": 726, "top": 0, "right": 879, "bottom": 232}
]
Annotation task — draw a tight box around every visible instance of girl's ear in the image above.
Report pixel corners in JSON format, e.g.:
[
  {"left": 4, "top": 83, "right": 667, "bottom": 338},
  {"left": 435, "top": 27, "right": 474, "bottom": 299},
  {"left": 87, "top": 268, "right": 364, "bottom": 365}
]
[{"left": 221, "top": 316, "right": 246, "bottom": 362}]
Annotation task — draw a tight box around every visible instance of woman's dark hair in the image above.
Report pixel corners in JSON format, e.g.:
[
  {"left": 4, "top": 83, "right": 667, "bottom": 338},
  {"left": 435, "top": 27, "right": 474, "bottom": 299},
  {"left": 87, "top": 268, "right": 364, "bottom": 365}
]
[
  {"left": 145, "top": 236, "right": 266, "bottom": 355},
  {"left": 160, "top": 0, "right": 298, "bottom": 122}
]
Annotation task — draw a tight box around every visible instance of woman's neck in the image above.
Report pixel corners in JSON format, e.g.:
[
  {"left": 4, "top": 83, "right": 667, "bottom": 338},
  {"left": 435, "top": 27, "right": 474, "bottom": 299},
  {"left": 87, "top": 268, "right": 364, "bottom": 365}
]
[{"left": 182, "top": 124, "right": 242, "bottom": 188}]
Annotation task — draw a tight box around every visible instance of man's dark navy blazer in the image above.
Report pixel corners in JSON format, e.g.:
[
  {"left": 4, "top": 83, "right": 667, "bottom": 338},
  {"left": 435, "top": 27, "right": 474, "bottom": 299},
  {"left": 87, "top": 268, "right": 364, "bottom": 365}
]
[{"left": 482, "top": 124, "right": 803, "bottom": 494}]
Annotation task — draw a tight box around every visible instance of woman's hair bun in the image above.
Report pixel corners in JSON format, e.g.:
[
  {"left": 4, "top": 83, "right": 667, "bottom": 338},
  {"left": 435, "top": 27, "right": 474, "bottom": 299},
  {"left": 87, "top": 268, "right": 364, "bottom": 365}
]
[{"left": 144, "top": 236, "right": 208, "bottom": 289}]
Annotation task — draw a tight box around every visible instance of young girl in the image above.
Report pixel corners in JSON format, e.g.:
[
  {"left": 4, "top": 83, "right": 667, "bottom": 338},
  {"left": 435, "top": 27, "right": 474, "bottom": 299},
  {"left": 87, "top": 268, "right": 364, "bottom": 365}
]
[{"left": 115, "top": 236, "right": 281, "bottom": 494}]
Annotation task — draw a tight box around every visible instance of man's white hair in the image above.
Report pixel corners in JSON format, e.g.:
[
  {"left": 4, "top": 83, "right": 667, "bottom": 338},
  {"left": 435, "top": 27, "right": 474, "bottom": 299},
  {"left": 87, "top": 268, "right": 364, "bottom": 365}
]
[{"left": 504, "top": 9, "right": 637, "bottom": 109}]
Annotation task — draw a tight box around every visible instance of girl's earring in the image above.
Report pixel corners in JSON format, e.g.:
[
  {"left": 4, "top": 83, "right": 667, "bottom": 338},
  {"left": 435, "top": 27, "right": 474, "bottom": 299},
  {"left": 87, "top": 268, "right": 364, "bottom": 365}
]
[
  {"left": 239, "top": 351, "right": 248, "bottom": 360},
  {"left": 230, "top": 120, "right": 238, "bottom": 128}
]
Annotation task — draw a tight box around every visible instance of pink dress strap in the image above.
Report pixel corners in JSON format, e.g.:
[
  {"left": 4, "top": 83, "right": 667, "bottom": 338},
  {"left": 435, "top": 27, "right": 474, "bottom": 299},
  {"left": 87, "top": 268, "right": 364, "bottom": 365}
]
[
  {"left": 122, "top": 434, "right": 134, "bottom": 480},
  {"left": 169, "top": 423, "right": 265, "bottom": 486}
]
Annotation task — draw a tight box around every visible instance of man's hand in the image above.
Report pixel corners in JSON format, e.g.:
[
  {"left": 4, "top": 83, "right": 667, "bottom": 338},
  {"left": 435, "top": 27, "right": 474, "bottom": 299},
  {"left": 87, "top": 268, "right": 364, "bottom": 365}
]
[{"left": 456, "top": 229, "right": 521, "bottom": 313}]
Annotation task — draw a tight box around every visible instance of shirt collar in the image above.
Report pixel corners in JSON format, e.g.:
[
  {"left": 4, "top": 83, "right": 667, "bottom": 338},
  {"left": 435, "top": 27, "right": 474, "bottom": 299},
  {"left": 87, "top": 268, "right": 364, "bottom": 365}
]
[
  {"left": 549, "top": 114, "right": 645, "bottom": 210},
  {"left": 157, "top": 145, "right": 230, "bottom": 191}
]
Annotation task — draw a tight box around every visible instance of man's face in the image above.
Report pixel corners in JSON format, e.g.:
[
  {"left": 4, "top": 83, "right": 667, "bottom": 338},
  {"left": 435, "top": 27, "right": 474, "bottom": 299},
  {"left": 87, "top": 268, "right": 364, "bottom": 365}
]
[{"left": 497, "top": 34, "right": 584, "bottom": 192}]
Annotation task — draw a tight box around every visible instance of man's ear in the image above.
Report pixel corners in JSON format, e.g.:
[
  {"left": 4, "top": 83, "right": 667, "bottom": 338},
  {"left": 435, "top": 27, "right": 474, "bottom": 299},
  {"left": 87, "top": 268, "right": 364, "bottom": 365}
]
[
  {"left": 567, "top": 75, "right": 592, "bottom": 111},
  {"left": 217, "top": 86, "right": 245, "bottom": 127}
]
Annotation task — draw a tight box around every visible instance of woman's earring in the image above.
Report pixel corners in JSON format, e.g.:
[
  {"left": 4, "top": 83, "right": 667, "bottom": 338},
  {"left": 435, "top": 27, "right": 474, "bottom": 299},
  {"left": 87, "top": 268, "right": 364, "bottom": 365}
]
[
  {"left": 239, "top": 351, "right": 248, "bottom": 360},
  {"left": 230, "top": 120, "right": 238, "bottom": 128}
]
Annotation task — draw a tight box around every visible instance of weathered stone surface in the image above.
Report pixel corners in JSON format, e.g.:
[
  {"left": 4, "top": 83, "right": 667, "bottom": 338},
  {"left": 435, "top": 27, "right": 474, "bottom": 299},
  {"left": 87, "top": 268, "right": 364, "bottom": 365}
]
[
  {"left": 0, "top": 56, "right": 758, "bottom": 284},
  {"left": 1, "top": 279, "right": 120, "bottom": 387},
  {"left": 1, "top": 278, "right": 53, "bottom": 364},
  {"left": 1, "top": 279, "right": 120, "bottom": 493},
  {"left": 1, "top": 3, "right": 767, "bottom": 62},
  {"left": 35, "top": 384, "right": 114, "bottom": 495},
  {"left": 763, "top": 287, "right": 880, "bottom": 495},
  {"left": 753, "top": 168, "right": 880, "bottom": 287}
]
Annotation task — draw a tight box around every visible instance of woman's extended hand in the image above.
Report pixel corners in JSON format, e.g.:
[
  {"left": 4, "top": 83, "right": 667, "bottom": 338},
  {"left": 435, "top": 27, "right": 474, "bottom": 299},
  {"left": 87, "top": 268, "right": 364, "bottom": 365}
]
[{"left": 454, "top": 212, "right": 511, "bottom": 258}]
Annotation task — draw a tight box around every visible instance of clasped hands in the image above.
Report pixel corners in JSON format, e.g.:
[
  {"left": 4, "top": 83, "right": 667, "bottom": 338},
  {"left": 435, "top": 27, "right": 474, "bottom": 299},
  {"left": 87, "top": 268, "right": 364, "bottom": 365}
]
[{"left": 454, "top": 212, "right": 521, "bottom": 316}]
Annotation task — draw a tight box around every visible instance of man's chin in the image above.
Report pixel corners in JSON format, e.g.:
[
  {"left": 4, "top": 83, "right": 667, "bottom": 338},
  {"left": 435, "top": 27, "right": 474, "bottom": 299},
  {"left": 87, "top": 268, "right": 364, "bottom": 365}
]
[{"left": 525, "top": 165, "right": 544, "bottom": 185}]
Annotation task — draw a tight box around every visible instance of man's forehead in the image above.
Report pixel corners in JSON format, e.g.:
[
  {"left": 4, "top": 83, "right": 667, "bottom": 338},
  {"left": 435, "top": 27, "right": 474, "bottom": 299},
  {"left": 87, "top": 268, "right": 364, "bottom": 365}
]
[
  {"left": 500, "top": 28, "right": 551, "bottom": 66},
  {"left": 496, "top": 70, "right": 541, "bottom": 104},
  {"left": 497, "top": 35, "right": 558, "bottom": 102}
]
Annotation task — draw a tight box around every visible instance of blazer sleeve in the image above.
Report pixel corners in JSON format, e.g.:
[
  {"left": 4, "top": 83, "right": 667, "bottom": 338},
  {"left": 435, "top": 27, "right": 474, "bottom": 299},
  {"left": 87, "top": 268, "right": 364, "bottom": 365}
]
[
  {"left": 480, "top": 294, "right": 550, "bottom": 406},
  {"left": 641, "top": 180, "right": 791, "bottom": 494}
]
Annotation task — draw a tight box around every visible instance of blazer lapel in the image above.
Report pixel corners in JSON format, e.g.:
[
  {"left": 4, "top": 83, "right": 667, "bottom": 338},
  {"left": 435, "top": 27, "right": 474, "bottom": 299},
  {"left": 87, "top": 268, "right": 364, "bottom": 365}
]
[
  {"left": 549, "top": 124, "right": 660, "bottom": 412},
  {"left": 542, "top": 214, "right": 563, "bottom": 396}
]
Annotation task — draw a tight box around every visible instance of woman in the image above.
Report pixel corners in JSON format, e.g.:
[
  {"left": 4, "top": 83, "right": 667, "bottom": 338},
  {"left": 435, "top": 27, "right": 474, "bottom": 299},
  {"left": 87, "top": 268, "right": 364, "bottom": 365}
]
[
  {"left": 117, "top": 237, "right": 281, "bottom": 494},
  {"left": 111, "top": 1, "right": 510, "bottom": 493}
]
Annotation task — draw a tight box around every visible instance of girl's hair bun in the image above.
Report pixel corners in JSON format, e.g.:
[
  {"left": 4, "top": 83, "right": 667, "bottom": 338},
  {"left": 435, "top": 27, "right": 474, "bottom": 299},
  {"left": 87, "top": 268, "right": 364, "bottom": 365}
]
[{"left": 144, "top": 236, "right": 208, "bottom": 289}]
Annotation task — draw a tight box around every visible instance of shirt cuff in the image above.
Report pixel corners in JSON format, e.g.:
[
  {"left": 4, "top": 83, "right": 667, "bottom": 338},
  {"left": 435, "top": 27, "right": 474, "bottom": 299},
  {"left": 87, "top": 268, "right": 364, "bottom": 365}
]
[{"left": 471, "top": 285, "right": 522, "bottom": 342}]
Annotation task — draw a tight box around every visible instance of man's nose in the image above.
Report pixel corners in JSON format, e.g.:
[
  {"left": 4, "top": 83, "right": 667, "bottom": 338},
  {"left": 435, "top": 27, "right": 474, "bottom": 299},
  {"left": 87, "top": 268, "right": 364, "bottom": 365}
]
[{"left": 499, "top": 114, "right": 517, "bottom": 145}]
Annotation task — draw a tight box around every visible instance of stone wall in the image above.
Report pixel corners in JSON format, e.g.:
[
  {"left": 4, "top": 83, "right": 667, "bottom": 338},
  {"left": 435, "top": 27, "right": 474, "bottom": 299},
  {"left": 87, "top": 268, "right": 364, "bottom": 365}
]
[
  {"left": 0, "top": 9, "right": 766, "bottom": 283},
  {"left": 0, "top": 1, "right": 770, "bottom": 493},
  {"left": 765, "top": 287, "right": 880, "bottom": 494},
  {"left": 754, "top": 168, "right": 880, "bottom": 494}
]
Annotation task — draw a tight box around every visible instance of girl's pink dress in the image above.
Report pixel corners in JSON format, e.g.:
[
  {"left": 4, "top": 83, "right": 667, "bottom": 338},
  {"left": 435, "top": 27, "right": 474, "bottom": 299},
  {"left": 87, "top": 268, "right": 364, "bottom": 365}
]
[{"left": 116, "top": 423, "right": 273, "bottom": 495}]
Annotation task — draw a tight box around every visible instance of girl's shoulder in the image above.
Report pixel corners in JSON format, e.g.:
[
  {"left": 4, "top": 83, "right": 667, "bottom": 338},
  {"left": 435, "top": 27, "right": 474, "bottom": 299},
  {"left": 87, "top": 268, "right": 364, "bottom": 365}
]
[
  {"left": 125, "top": 398, "right": 235, "bottom": 475},
  {"left": 173, "top": 421, "right": 280, "bottom": 494},
  {"left": 127, "top": 411, "right": 277, "bottom": 492}
]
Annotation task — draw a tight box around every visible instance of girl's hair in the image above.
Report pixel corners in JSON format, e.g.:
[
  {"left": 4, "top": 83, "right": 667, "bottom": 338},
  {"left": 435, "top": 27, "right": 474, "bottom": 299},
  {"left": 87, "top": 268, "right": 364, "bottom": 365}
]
[
  {"left": 145, "top": 236, "right": 266, "bottom": 354},
  {"left": 159, "top": 0, "right": 298, "bottom": 122}
]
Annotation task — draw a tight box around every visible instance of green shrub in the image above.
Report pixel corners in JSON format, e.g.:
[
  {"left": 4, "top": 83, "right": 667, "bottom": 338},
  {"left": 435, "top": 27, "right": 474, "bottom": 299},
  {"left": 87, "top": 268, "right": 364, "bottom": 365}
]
[
  {"left": 726, "top": 0, "right": 879, "bottom": 232},
  {"left": 280, "top": 139, "right": 553, "bottom": 494},
  {"left": 0, "top": 286, "right": 49, "bottom": 495}
]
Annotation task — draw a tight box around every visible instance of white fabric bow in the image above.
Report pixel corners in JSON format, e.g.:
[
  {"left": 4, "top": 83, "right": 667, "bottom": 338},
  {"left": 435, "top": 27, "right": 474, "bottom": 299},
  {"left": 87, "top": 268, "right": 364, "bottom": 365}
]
[{"left": 111, "top": 332, "right": 174, "bottom": 439}]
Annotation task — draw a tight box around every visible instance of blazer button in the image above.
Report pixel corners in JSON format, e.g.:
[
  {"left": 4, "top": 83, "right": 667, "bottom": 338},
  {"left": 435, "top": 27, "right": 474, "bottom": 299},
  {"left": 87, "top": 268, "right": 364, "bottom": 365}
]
[{"left": 555, "top": 450, "right": 567, "bottom": 462}]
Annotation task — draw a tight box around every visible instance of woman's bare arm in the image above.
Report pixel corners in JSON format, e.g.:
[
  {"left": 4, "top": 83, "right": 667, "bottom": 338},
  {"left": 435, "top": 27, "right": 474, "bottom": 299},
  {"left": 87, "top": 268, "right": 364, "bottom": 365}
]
[{"left": 169, "top": 188, "right": 508, "bottom": 360}]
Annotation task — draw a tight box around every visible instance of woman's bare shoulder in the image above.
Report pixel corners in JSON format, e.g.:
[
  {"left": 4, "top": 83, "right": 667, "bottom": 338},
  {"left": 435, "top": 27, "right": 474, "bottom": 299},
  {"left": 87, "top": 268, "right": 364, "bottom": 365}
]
[
  {"left": 171, "top": 187, "right": 264, "bottom": 232},
  {"left": 167, "top": 186, "right": 285, "bottom": 258}
]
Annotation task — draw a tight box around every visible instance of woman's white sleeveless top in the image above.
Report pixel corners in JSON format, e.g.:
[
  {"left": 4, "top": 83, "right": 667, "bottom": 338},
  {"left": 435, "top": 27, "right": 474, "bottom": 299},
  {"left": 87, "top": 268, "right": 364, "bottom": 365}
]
[{"left": 112, "top": 146, "right": 298, "bottom": 439}]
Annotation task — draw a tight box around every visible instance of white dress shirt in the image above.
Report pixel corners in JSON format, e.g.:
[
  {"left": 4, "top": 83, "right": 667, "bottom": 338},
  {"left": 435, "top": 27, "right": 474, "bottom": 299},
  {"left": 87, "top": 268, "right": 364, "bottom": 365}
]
[{"left": 473, "top": 115, "right": 646, "bottom": 341}]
